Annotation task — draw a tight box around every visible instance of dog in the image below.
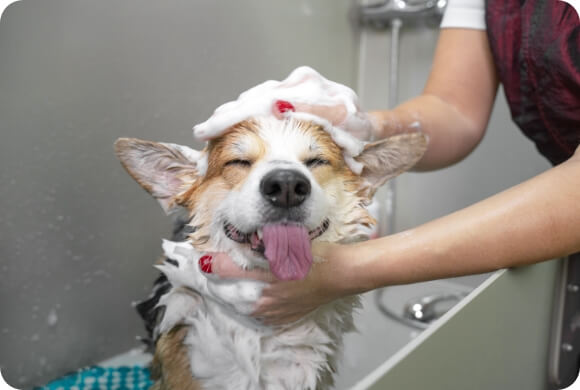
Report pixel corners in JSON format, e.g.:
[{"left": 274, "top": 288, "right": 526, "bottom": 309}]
[{"left": 115, "top": 115, "right": 427, "bottom": 389}]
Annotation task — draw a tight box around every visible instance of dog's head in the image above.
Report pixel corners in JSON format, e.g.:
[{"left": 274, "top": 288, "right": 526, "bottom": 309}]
[{"left": 115, "top": 117, "right": 426, "bottom": 280}]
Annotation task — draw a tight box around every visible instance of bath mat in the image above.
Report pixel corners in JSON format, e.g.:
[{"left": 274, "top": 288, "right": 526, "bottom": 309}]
[{"left": 34, "top": 366, "right": 153, "bottom": 390}]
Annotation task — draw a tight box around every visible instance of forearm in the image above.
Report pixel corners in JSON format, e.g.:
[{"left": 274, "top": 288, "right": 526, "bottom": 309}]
[
  {"left": 340, "top": 150, "right": 580, "bottom": 293},
  {"left": 369, "top": 29, "right": 499, "bottom": 171},
  {"left": 370, "top": 94, "right": 488, "bottom": 170}
]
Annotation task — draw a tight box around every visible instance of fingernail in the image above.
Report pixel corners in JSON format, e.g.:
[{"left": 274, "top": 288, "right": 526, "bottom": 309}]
[
  {"left": 275, "top": 100, "right": 295, "bottom": 114},
  {"left": 199, "top": 255, "right": 213, "bottom": 273}
]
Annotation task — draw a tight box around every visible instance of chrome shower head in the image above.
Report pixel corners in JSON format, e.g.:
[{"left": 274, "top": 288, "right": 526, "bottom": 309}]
[{"left": 359, "top": 0, "right": 447, "bottom": 27}]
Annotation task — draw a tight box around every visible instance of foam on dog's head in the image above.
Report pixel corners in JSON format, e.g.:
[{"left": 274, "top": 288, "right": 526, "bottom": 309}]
[{"left": 193, "top": 66, "right": 371, "bottom": 174}]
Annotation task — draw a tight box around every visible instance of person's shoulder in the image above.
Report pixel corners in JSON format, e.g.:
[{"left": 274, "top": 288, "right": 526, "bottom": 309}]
[{"left": 440, "top": 0, "right": 486, "bottom": 30}]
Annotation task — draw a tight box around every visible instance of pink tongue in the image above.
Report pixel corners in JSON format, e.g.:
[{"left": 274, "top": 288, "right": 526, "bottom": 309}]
[{"left": 262, "top": 223, "right": 312, "bottom": 281}]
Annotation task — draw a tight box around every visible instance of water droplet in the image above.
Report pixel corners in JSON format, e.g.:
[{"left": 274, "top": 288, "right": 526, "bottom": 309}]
[
  {"left": 93, "top": 269, "right": 111, "bottom": 279},
  {"left": 47, "top": 309, "right": 58, "bottom": 327},
  {"left": 30, "top": 333, "right": 40, "bottom": 342}
]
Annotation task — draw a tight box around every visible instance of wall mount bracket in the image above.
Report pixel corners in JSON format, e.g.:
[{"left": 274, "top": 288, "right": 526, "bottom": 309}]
[{"left": 549, "top": 254, "right": 580, "bottom": 388}]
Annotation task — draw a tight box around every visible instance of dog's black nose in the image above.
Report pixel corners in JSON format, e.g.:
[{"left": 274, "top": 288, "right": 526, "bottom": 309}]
[{"left": 260, "top": 169, "right": 311, "bottom": 208}]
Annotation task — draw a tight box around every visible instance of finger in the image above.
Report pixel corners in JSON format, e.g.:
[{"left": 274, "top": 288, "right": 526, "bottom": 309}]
[
  {"left": 251, "top": 298, "right": 313, "bottom": 326},
  {"left": 271, "top": 100, "right": 348, "bottom": 127},
  {"left": 210, "top": 252, "right": 277, "bottom": 283},
  {"left": 250, "top": 296, "right": 284, "bottom": 319},
  {"left": 272, "top": 100, "right": 295, "bottom": 119},
  {"left": 252, "top": 309, "right": 291, "bottom": 326},
  {"left": 295, "top": 102, "right": 347, "bottom": 126}
]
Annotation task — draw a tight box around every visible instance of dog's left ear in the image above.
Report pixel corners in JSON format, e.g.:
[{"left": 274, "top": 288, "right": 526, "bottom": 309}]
[
  {"left": 355, "top": 132, "right": 428, "bottom": 199},
  {"left": 114, "top": 137, "right": 204, "bottom": 213}
]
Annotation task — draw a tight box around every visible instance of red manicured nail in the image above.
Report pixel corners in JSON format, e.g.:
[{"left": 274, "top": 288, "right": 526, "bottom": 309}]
[
  {"left": 199, "top": 255, "right": 213, "bottom": 273},
  {"left": 275, "top": 100, "right": 295, "bottom": 114}
]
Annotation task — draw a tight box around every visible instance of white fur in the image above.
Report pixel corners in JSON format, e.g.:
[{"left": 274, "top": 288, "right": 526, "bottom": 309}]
[{"left": 158, "top": 240, "right": 359, "bottom": 390}]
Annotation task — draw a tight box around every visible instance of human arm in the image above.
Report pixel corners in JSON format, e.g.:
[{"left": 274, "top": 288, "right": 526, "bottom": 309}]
[
  {"left": 234, "top": 147, "right": 580, "bottom": 324},
  {"left": 370, "top": 27, "right": 499, "bottom": 170},
  {"left": 209, "top": 28, "right": 579, "bottom": 325},
  {"left": 270, "top": 28, "right": 498, "bottom": 170},
  {"left": 209, "top": 28, "right": 502, "bottom": 312}
]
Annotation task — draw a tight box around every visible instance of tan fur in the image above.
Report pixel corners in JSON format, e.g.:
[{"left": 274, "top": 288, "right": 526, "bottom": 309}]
[
  {"left": 175, "top": 120, "right": 371, "bottom": 249},
  {"left": 149, "top": 326, "right": 202, "bottom": 390},
  {"left": 205, "top": 121, "right": 267, "bottom": 185}
]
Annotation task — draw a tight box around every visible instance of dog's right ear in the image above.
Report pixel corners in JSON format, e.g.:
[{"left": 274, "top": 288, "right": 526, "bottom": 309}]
[
  {"left": 114, "top": 138, "right": 204, "bottom": 213},
  {"left": 355, "top": 132, "right": 428, "bottom": 199}
]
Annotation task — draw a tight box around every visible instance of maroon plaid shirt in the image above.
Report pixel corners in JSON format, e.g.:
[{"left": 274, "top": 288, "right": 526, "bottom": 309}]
[{"left": 486, "top": 0, "right": 580, "bottom": 165}]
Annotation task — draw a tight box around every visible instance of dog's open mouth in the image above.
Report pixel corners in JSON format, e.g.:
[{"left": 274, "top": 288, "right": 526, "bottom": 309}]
[
  {"left": 223, "top": 219, "right": 330, "bottom": 252},
  {"left": 223, "top": 219, "right": 329, "bottom": 281}
]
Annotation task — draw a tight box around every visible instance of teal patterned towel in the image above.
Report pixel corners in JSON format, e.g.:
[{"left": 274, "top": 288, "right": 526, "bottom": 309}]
[{"left": 35, "top": 366, "right": 153, "bottom": 390}]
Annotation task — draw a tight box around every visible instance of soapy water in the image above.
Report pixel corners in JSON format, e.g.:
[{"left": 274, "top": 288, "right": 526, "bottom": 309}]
[{"left": 193, "top": 66, "right": 375, "bottom": 174}]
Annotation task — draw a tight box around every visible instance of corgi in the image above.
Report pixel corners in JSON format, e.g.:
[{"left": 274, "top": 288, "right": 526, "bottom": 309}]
[{"left": 115, "top": 116, "right": 427, "bottom": 390}]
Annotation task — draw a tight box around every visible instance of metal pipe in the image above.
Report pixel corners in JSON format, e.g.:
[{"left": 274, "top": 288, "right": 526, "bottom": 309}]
[
  {"left": 359, "top": 0, "right": 447, "bottom": 28},
  {"left": 384, "top": 17, "right": 402, "bottom": 236}
]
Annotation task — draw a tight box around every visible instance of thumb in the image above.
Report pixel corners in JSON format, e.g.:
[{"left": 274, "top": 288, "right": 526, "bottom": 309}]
[{"left": 208, "top": 252, "right": 277, "bottom": 283}]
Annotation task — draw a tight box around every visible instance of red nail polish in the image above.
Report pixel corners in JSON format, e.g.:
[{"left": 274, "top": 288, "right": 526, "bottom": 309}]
[
  {"left": 199, "top": 255, "right": 213, "bottom": 273},
  {"left": 275, "top": 100, "right": 295, "bottom": 114}
]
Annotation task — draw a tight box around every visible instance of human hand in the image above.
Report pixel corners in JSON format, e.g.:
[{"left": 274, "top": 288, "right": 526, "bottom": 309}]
[
  {"left": 271, "top": 99, "right": 378, "bottom": 141},
  {"left": 158, "top": 242, "right": 265, "bottom": 319},
  {"left": 194, "top": 66, "right": 379, "bottom": 142},
  {"left": 203, "top": 242, "right": 357, "bottom": 326}
]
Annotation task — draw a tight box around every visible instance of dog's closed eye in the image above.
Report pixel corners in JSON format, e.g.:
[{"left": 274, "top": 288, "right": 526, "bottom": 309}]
[
  {"left": 225, "top": 159, "right": 252, "bottom": 168},
  {"left": 304, "top": 157, "right": 330, "bottom": 168}
]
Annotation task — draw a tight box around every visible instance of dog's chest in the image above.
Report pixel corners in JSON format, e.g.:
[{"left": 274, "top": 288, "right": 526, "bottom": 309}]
[{"left": 183, "top": 297, "right": 359, "bottom": 390}]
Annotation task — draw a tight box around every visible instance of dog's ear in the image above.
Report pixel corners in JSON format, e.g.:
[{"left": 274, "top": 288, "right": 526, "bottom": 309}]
[
  {"left": 114, "top": 138, "right": 204, "bottom": 213},
  {"left": 355, "top": 132, "right": 428, "bottom": 199}
]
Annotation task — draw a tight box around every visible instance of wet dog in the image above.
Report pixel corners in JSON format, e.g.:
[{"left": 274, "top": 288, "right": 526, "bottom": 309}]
[{"left": 115, "top": 116, "right": 426, "bottom": 389}]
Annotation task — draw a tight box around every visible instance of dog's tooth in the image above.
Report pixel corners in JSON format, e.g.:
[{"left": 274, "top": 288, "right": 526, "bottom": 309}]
[
  {"left": 250, "top": 232, "right": 261, "bottom": 248},
  {"left": 257, "top": 228, "right": 263, "bottom": 240}
]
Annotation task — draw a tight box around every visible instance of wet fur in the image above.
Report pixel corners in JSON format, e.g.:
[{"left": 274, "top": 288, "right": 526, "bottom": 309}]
[
  {"left": 115, "top": 117, "right": 427, "bottom": 389},
  {"left": 150, "top": 326, "right": 202, "bottom": 390}
]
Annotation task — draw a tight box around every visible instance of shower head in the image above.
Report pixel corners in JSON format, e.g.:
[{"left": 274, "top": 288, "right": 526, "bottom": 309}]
[{"left": 359, "top": 0, "right": 447, "bottom": 27}]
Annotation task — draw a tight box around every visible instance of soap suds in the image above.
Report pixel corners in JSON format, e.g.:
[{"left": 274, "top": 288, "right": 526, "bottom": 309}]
[{"left": 193, "top": 66, "right": 373, "bottom": 174}]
